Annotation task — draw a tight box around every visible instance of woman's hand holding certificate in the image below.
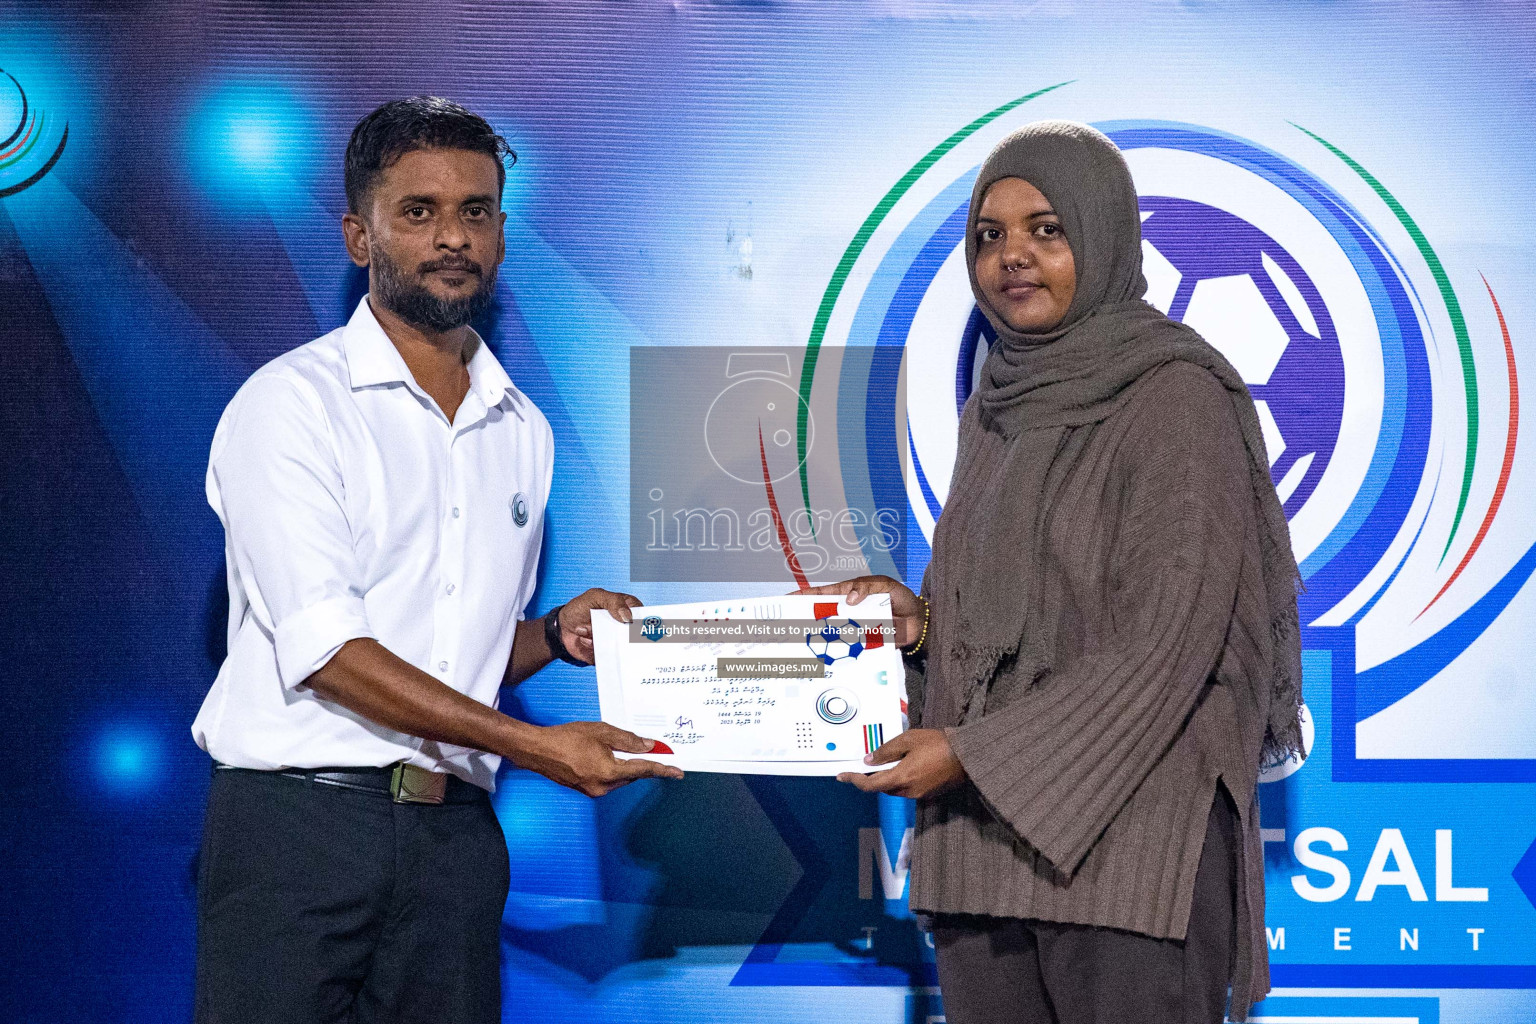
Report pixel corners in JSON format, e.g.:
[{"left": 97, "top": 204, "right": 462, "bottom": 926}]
[
  {"left": 798, "top": 575, "right": 928, "bottom": 647},
  {"left": 834, "top": 728, "right": 966, "bottom": 799},
  {"left": 800, "top": 575, "right": 966, "bottom": 798}
]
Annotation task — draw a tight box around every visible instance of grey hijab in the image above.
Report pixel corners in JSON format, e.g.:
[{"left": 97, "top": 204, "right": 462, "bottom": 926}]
[{"left": 924, "top": 120, "right": 1304, "bottom": 761}]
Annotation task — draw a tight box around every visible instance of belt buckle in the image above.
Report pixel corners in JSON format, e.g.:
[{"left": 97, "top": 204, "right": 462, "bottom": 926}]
[{"left": 390, "top": 763, "right": 448, "bottom": 805}]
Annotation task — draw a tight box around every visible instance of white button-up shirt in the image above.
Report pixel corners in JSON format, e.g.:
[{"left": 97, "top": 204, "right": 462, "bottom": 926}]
[{"left": 192, "top": 297, "right": 553, "bottom": 789}]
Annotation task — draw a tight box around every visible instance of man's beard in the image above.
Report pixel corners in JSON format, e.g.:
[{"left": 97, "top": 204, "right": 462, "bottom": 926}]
[{"left": 371, "top": 246, "right": 497, "bottom": 332}]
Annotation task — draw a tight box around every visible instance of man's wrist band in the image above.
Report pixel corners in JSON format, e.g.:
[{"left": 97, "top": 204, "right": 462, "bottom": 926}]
[
  {"left": 543, "top": 604, "right": 584, "bottom": 665},
  {"left": 902, "top": 595, "right": 930, "bottom": 657}
]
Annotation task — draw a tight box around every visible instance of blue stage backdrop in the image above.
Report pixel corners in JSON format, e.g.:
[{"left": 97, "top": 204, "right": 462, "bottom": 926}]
[{"left": 2, "top": 3, "right": 1534, "bottom": 1021}]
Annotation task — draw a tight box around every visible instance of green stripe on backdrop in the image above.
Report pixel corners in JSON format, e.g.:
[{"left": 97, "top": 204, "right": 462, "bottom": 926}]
[
  {"left": 795, "top": 82, "right": 1075, "bottom": 529},
  {"left": 1294, "top": 123, "right": 1480, "bottom": 566}
]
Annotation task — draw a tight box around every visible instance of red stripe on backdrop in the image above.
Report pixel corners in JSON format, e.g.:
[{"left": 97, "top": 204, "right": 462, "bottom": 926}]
[
  {"left": 759, "top": 422, "right": 811, "bottom": 591},
  {"left": 0, "top": 110, "right": 36, "bottom": 160},
  {"left": 1418, "top": 277, "right": 1520, "bottom": 618}
]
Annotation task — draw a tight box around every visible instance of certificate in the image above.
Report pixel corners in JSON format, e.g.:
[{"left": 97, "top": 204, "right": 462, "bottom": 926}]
[{"left": 591, "top": 594, "right": 907, "bottom": 775}]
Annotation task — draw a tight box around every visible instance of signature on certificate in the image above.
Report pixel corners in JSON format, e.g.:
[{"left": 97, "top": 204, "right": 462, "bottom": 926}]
[{"left": 675, "top": 715, "right": 694, "bottom": 731}]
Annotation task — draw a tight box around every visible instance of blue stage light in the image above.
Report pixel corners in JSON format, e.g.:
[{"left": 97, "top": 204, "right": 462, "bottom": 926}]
[
  {"left": 492, "top": 773, "right": 604, "bottom": 927},
  {"left": 93, "top": 723, "right": 162, "bottom": 794},
  {"left": 475, "top": 107, "right": 536, "bottom": 216},
  {"left": 187, "top": 78, "right": 315, "bottom": 205}
]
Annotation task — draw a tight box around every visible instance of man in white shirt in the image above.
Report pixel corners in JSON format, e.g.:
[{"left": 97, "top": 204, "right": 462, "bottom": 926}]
[{"left": 192, "top": 97, "right": 679, "bottom": 1024}]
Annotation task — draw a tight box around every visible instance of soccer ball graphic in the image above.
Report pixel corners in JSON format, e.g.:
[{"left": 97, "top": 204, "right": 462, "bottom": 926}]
[
  {"left": 1139, "top": 197, "right": 1346, "bottom": 515},
  {"left": 805, "top": 620, "right": 866, "bottom": 665}
]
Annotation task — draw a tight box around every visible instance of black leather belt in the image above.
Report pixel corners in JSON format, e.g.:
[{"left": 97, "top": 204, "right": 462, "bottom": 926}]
[{"left": 214, "top": 762, "right": 485, "bottom": 805}]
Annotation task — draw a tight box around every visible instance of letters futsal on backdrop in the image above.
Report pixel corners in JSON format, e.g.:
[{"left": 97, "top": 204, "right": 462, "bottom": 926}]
[{"left": 743, "top": 89, "right": 1536, "bottom": 988}]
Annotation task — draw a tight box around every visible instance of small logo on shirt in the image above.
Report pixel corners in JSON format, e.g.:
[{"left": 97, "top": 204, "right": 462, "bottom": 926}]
[{"left": 511, "top": 492, "right": 530, "bottom": 528}]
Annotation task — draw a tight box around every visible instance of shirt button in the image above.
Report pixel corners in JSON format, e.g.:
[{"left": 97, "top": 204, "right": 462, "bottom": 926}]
[
  {"left": 452, "top": 507, "right": 461, "bottom": 519},
  {"left": 437, "top": 661, "right": 449, "bottom": 672},
  {"left": 446, "top": 583, "right": 457, "bottom": 595}
]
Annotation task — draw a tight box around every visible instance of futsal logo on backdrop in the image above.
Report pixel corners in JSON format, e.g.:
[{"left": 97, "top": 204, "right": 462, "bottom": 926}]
[
  {"left": 809, "top": 115, "right": 1529, "bottom": 783},
  {"left": 738, "top": 99, "right": 1534, "bottom": 989}
]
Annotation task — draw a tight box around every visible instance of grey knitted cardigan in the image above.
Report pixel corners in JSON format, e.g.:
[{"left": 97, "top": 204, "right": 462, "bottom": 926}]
[{"left": 907, "top": 121, "right": 1302, "bottom": 1022}]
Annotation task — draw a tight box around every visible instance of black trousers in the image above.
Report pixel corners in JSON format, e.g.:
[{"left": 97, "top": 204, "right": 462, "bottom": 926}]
[
  {"left": 194, "top": 766, "right": 511, "bottom": 1024},
  {"left": 933, "top": 792, "right": 1237, "bottom": 1024}
]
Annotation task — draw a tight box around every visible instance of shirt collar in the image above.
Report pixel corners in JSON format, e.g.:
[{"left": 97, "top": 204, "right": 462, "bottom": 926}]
[
  {"left": 464, "top": 330, "right": 523, "bottom": 415},
  {"left": 343, "top": 296, "right": 525, "bottom": 416}
]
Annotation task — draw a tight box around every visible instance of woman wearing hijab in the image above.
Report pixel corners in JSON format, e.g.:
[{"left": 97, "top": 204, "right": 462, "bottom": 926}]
[{"left": 802, "top": 121, "right": 1302, "bottom": 1023}]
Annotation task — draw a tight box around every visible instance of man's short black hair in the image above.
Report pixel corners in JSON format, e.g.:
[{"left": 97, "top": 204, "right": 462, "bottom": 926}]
[{"left": 344, "top": 96, "right": 516, "bottom": 215}]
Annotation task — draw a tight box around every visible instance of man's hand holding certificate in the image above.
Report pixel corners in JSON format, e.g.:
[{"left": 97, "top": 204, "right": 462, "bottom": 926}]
[{"left": 592, "top": 594, "right": 908, "bottom": 775}]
